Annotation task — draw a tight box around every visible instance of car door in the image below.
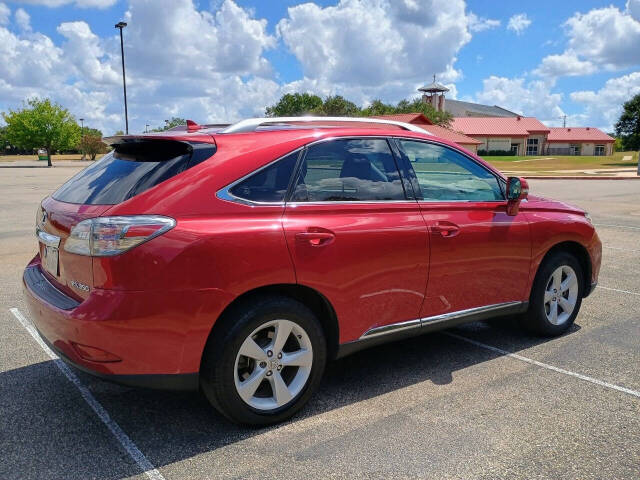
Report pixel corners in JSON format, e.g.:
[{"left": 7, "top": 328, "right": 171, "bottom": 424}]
[
  {"left": 394, "top": 139, "right": 531, "bottom": 320},
  {"left": 282, "top": 137, "right": 429, "bottom": 343}
]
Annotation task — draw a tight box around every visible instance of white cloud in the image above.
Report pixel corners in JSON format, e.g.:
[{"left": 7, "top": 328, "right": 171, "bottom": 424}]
[
  {"left": 0, "top": 2, "right": 10, "bottom": 25},
  {"left": 507, "top": 13, "right": 531, "bottom": 35},
  {"left": 277, "top": 0, "right": 471, "bottom": 98},
  {"left": 467, "top": 12, "right": 500, "bottom": 32},
  {"left": 533, "top": 51, "right": 596, "bottom": 77},
  {"left": 534, "top": 4, "right": 640, "bottom": 79},
  {"left": 57, "top": 21, "right": 119, "bottom": 85},
  {"left": 475, "top": 76, "right": 565, "bottom": 123},
  {"left": 564, "top": 6, "right": 640, "bottom": 69},
  {"left": 627, "top": 0, "right": 640, "bottom": 21},
  {"left": 0, "top": 0, "right": 281, "bottom": 135},
  {"left": 15, "top": 8, "right": 32, "bottom": 31},
  {"left": 570, "top": 71, "right": 640, "bottom": 130},
  {"left": 16, "top": 0, "right": 117, "bottom": 8}
]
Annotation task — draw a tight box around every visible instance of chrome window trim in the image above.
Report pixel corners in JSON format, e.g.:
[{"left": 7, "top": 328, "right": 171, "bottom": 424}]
[
  {"left": 359, "top": 301, "right": 524, "bottom": 339},
  {"left": 392, "top": 137, "right": 507, "bottom": 202},
  {"left": 216, "top": 147, "right": 305, "bottom": 207},
  {"left": 215, "top": 134, "right": 511, "bottom": 207},
  {"left": 216, "top": 135, "right": 414, "bottom": 207}
]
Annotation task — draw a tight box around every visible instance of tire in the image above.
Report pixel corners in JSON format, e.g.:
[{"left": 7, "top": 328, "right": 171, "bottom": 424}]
[
  {"left": 521, "top": 251, "right": 584, "bottom": 336},
  {"left": 200, "top": 295, "right": 327, "bottom": 426}
]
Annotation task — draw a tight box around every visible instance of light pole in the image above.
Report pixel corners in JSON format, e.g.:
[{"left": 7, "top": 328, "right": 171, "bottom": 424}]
[
  {"left": 79, "top": 118, "right": 85, "bottom": 160},
  {"left": 115, "top": 21, "right": 129, "bottom": 134},
  {"left": 145, "top": 124, "right": 149, "bottom": 133}
]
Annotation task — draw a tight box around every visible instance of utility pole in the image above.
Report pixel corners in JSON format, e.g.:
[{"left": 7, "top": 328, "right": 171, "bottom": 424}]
[
  {"left": 115, "top": 22, "right": 129, "bottom": 134},
  {"left": 562, "top": 115, "right": 567, "bottom": 128}
]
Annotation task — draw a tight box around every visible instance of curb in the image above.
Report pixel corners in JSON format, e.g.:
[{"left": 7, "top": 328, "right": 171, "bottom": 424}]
[{"left": 523, "top": 176, "right": 640, "bottom": 180}]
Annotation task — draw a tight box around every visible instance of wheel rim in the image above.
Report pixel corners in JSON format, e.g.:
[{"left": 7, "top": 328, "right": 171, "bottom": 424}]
[
  {"left": 544, "top": 265, "right": 579, "bottom": 325},
  {"left": 234, "top": 319, "right": 313, "bottom": 411}
]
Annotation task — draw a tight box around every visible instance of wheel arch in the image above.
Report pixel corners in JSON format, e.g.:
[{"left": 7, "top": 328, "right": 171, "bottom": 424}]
[
  {"left": 202, "top": 283, "right": 340, "bottom": 367},
  {"left": 536, "top": 241, "right": 592, "bottom": 297}
]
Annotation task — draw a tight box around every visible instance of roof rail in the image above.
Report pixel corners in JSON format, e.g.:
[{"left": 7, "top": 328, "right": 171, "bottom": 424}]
[{"left": 219, "top": 116, "right": 432, "bottom": 135}]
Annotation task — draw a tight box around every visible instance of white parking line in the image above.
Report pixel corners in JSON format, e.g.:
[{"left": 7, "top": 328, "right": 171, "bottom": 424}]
[
  {"left": 598, "top": 285, "right": 640, "bottom": 297},
  {"left": 594, "top": 223, "right": 640, "bottom": 230},
  {"left": 444, "top": 332, "right": 640, "bottom": 399},
  {"left": 9, "top": 308, "right": 166, "bottom": 480}
]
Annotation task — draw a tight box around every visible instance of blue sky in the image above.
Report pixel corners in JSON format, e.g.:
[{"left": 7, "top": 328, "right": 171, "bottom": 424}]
[{"left": 1, "top": 0, "right": 639, "bottom": 134}]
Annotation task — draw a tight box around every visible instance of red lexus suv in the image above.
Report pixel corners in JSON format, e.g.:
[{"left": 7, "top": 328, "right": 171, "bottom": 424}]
[{"left": 23, "top": 117, "right": 601, "bottom": 425}]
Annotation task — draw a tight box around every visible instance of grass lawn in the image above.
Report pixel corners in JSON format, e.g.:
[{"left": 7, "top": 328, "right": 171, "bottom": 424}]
[
  {"left": 0, "top": 153, "right": 106, "bottom": 162},
  {"left": 481, "top": 151, "right": 638, "bottom": 174}
]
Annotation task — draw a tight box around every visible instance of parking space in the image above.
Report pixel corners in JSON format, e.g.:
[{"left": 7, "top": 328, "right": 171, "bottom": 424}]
[{"left": 1, "top": 169, "right": 638, "bottom": 479}]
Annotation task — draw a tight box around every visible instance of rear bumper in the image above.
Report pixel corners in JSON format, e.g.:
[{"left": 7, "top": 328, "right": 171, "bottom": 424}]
[
  {"left": 36, "top": 326, "right": 199, "bottom": 390},
  {"left": 22, "top": 256, "right": 233, "bottom": 383}
]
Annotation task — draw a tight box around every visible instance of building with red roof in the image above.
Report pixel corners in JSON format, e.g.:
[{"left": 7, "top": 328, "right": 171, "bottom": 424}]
[
  {"left": 450, "top": 116, "right": 550, "bottom": 156},
  {"left": 372, "top": 113, "right": 482, "bottom": 153},
  {"left": 546, "top": 127, "right": 615, "bottom": 156}
]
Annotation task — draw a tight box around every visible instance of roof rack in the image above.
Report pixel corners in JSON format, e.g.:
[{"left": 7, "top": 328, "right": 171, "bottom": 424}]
[{"left": 219, "top": 116, "right": 432, "bottom": 135}]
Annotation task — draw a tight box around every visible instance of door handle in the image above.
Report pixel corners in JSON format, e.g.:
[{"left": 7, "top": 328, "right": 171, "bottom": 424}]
[
  {"left": 432, "top": 222, "right": 460, "bottom": 238},
  {"left": 295, "top": 231, "right": 335, "bottom": 247}
]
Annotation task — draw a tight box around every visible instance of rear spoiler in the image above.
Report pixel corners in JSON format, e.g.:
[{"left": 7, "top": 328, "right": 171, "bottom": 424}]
[{"left": 103, "top": 132, "right": 217, "bottom": 147}]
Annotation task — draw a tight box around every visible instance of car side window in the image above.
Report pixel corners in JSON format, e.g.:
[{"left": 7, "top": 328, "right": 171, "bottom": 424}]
[
  {"left": 291, "top": 139, "right": 405, "bottom": 202},
  {"left": 397, "top": 140, "right": 503, "bottom": 201},
  {"left": 229, "top": 151, "right": 299, "bottom": 203}
]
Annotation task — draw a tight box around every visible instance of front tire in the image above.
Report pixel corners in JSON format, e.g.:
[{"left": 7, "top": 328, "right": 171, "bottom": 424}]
[
  {"left": 521, "top": 251, "right": 583, "bottom": 336},
  {"left": 200, "top": 296, "right": 326, "bottom": 426}
]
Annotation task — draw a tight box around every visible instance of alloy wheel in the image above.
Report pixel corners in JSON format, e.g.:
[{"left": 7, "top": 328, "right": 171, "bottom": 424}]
[
  {"left": 234, "top": 319, "right": 313, "bottom": 411},
  {"left": 544, "top": 265, "right": 579, "bottom": 325}
]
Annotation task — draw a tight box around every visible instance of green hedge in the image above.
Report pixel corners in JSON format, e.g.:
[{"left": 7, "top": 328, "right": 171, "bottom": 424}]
[{"left": 477, "top": 150, "right": 515, "bottom": 156}]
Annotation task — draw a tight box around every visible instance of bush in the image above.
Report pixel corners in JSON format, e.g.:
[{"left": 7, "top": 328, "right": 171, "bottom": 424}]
[{"left": 477, "top": 150, "right": 515, "bottom": 156}]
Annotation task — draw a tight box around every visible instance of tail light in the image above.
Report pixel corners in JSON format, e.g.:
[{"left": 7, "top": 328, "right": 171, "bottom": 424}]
[{"left": 64, "top": 216, "right": 175, "bottom": 256}]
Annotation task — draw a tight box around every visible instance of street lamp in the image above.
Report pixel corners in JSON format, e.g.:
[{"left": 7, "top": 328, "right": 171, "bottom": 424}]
[
  {"left": 79, "top": 118, "right": 84, "bottom": 134},
  {"left": 115, "top": 21, "right": 129, "bottom": 134},
  {"left": 145, "top": 124, "right": 149, "bottom": 133}
]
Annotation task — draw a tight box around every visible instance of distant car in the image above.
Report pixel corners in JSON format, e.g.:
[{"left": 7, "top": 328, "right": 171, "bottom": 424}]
[{"left": 24, "top": 117, "right": 601, "bottom": 425}]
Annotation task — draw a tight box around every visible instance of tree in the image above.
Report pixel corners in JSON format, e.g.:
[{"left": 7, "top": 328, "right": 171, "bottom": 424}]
[
  {"left": 265, "top": 93, "right": 323, "bottom": 117},
  {"left": 615, "top": 93, "right": 640, "bottom": 151},
  {"left": 318, "top": 95, "right": 360, "bottom": 116},
  {"left": 79, "top": 132, "right": 108, "bottom": 161},
  {"left": 153, "top": 117, "right": 187, "bottom": 132},
  {"left": 113, "top": 130, "right": 125, "bottom": 136},
  {"left": 2, "top": 98, "right": 80, "bottom": 166}
]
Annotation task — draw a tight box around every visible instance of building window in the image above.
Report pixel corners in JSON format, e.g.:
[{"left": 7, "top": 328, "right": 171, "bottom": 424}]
[
  {"left": 594, "top": 145, "right": 605, "bottom": 156},
  {"left": 526, "top": 138, "right": 539, "bottom": 155},
  {"left": 510, "top": 143, "right": 519, "bottom": 155},
  {"left": 570, "top": 144, "right": 580, "bottom": 156}
]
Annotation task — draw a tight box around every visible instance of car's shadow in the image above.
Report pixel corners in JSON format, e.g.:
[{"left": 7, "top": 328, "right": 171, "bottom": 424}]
[{"left": 0, "top": 318, "right": 580, "bottom": 480}]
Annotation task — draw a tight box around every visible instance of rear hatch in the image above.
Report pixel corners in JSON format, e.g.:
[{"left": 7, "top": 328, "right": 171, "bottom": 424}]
[{"left": 36, "top": 137, "right": 216, "bottom": 300}]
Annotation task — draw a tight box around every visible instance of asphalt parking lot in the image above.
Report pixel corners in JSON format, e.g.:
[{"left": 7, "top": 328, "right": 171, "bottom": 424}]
[{"left": 1, "top": 166, "right": 638, "bottom": 480}]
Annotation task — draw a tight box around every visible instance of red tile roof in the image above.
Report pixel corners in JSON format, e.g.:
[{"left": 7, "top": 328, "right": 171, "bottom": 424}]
[
  {"left": 372, "top": 114, "right": 482, "bottom": 145},
  {"left": 546, "top": 127, "right": 614, "bottom": 143},
  {"left": 450, "top": 116, "right": 550, "bottom": 136}
]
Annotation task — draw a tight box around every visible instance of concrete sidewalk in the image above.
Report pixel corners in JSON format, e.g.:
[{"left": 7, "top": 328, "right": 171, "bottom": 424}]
[{"left": 0, "top": 160, "right": 94, "bottom": 168}]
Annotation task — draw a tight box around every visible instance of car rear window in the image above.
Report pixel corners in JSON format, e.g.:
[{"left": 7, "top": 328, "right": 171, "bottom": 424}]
[{"left": 52, "top": 140, "right": 215, "bottom": 205}]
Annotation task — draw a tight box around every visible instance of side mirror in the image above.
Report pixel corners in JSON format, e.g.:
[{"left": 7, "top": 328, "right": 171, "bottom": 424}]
[{"left": 506, "top": 177, "right": 528, "bottom": 216}]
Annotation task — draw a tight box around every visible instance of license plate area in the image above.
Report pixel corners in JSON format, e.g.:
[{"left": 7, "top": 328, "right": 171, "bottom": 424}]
[{"left": 42, "top": 244, "right": 59, "bottom": 276}]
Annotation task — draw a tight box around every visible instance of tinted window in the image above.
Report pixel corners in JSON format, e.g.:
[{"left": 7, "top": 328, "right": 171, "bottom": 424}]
[
  {"left": 291, "top": 139, "right": 405, "bottom": 202},
  {"left": 53, "top": 141, "right": 215, "bottom": 205},
  {"left": 229, "top": 151, "right": 299, "bottom": 203},
  {"left": 398, "top": 140, "right": 503, "bottom": 201}
]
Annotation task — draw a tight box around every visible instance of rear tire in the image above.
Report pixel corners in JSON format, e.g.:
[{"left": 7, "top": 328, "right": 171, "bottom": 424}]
[
  {"left": 200, "top": 295, "right": 326, "bottom": 426},
  {"left": 521, "top": 251, "right": 583, "bottom": 336}
]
